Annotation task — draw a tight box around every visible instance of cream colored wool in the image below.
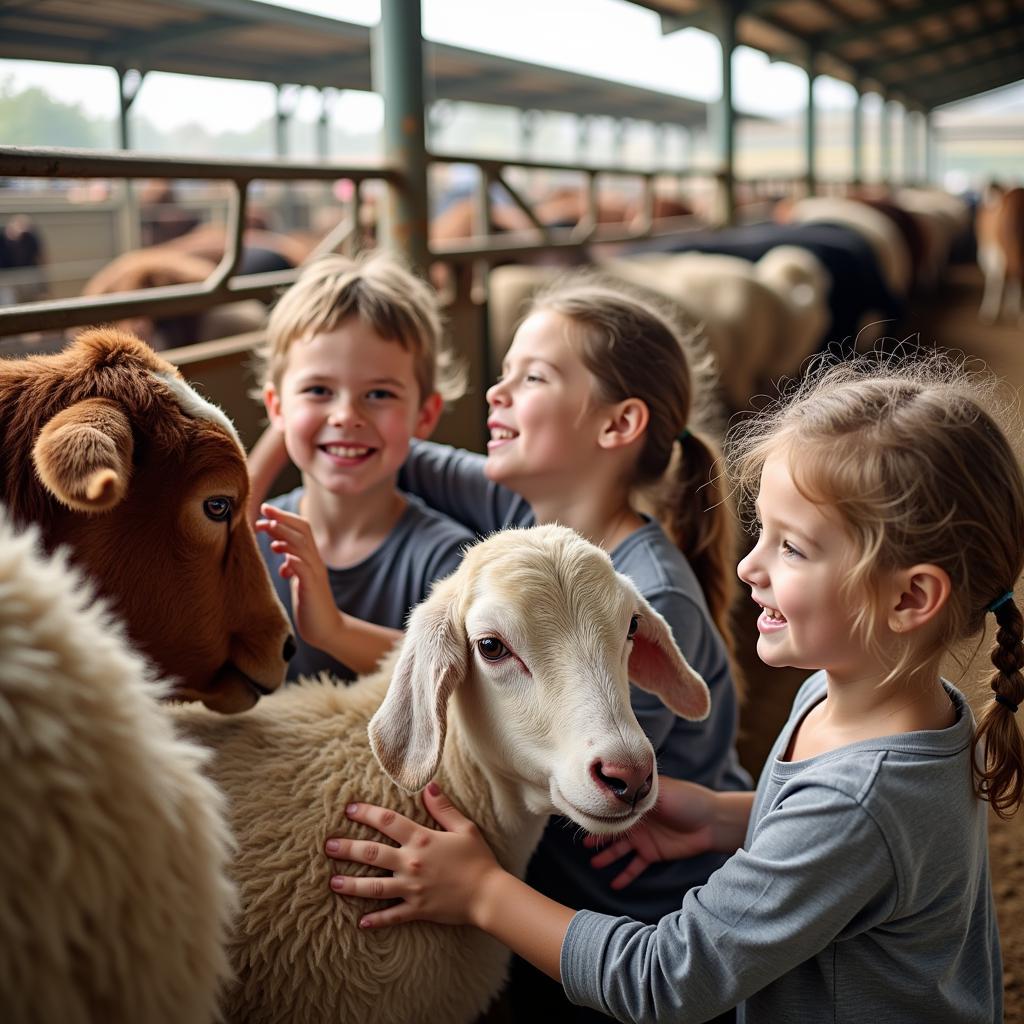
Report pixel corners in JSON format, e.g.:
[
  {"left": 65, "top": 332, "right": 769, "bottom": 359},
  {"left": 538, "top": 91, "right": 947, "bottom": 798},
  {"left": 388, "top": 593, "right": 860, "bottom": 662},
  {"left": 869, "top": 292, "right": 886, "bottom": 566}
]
[
  {"left": 0, "top": 507, "right": 236, "bottom": 1024},
  {"left": 172, "top": 524, "right": 711, "bottom": 1024}
]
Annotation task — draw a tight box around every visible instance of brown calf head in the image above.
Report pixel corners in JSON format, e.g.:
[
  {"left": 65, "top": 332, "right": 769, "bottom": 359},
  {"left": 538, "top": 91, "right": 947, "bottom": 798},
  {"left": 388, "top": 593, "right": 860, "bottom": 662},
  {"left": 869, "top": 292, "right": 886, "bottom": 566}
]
[{"left": 1, "top": 327, "right": 292, "bottom": 713}]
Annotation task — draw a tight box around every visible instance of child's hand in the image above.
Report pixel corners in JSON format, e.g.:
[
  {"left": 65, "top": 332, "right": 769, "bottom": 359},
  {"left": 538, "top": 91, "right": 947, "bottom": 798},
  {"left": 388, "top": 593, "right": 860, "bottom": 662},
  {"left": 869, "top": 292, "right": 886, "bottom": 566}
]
[
  {"left": 585, "top": 777, "right": 722, "bottom": 889},
  {"left": 326, "top": 783, "right": 505, "bottom": 930},
  {"left": 255, "top": 504, "right": 342, "bottom": 651}
]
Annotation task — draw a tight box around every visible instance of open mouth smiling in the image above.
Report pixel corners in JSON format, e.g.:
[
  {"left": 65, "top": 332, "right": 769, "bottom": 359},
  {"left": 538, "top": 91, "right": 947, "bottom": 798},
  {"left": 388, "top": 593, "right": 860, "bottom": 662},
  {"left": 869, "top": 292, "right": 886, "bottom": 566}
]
[{"left": 320, "top": 443, "right": 374, "bottom": 459}]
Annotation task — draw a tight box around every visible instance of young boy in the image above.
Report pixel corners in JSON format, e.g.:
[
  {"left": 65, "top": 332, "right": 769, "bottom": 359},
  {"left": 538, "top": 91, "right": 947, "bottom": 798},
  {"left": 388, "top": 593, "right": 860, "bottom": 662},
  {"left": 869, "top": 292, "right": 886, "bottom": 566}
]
[{"left": 252, "top": 251, "right": 472, "bottom": 683}]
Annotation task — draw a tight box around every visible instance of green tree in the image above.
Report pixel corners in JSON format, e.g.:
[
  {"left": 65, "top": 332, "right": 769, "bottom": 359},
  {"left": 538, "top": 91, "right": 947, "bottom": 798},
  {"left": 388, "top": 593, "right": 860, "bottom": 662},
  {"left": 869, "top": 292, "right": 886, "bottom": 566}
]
[{"left": 0, "top": 78, "right": 109, "bottom": 148}]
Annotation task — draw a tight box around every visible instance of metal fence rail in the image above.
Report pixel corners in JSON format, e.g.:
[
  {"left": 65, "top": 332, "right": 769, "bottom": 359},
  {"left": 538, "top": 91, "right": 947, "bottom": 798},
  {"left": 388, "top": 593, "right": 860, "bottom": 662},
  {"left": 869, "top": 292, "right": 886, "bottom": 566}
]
[{"left": 0, "top": 144, "right": 733, "bottom": 338}]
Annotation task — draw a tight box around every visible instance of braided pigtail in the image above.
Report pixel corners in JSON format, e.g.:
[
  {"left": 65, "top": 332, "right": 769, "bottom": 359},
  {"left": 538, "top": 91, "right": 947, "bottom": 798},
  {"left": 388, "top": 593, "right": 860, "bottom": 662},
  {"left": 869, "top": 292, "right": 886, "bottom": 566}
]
[{"left": 973, "top": 594, "right": 1024, "bottom": 817}]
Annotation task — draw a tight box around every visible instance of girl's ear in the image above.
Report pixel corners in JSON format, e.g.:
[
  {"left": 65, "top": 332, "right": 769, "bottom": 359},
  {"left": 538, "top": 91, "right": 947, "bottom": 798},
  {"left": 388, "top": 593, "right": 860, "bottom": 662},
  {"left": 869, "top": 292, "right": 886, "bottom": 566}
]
[
  {"left": 598, "top": 397, "right": 649, "bottom": 451},
  {"left": 414, "top": 391, "right": 444, "bottom": 439},
  {"left": 888, "top": 564, "right": 952, "bottom": 634},
  {"left": 264, "top": 382, "right": 285, "bottom": 431}
]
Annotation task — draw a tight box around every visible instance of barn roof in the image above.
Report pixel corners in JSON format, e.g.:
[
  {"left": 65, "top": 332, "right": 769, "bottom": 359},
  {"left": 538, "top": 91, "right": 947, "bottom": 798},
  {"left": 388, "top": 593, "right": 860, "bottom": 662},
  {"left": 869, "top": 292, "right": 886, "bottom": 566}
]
[
  {"left": 0, "top": 0, "right": 719, "bottom": 128},
  {"left": 633, "top": 0, "right": 1024, "bottom": 110}
]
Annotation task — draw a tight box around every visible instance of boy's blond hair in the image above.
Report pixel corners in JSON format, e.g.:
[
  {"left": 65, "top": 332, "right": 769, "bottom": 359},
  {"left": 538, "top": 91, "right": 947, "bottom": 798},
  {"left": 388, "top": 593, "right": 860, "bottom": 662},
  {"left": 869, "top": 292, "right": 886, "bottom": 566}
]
[{"left": 258, "top": 251, "right": 464, "bottom": 402}]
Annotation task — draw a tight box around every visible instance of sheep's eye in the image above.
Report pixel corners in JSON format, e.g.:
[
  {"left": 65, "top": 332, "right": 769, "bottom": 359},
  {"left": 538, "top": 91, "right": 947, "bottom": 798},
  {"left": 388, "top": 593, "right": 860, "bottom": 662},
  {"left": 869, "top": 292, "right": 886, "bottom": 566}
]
[
  {"left": 627, "top": 614, "right": 640, "bottom": 640},
  {"left": 203, "top": 496, "right": 232, "bottom": 522},
  {"left": 477, "top": 637, "right": 509, "bottom": 662}
]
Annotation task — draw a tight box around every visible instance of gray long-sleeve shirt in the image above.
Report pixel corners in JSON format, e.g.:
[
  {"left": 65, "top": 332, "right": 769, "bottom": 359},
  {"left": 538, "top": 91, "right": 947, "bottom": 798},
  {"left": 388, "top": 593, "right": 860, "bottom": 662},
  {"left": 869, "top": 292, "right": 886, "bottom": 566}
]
[
  {"left": 562, "top": 673, "right": 1001, "bottom": 1024},
  {"left": 258, "top": 486, "right": 473, "bottom": 682},
  {"left": 399, "top": 440, "right": 750, "bottom": 922}
]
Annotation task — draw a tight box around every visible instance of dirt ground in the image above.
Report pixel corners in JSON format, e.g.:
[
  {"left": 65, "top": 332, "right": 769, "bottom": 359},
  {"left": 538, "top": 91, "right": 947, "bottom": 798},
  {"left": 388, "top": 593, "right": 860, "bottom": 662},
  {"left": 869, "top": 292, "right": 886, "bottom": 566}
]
[{"left": 734, "top": 262, "right": 1023, "bottom": 1022}]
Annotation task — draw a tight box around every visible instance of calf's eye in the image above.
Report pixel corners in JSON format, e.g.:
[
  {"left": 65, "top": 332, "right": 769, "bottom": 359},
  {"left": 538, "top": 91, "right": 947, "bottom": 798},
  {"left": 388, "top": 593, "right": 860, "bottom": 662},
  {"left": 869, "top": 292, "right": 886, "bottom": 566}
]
[
  {"left": 203, "top": 496, "right": 232, "bottom": 522},
  {"left": 477, "top": 637, "right": 509, "bottom": 662},
  {"left": 627, "top": 613, "right": 640, "bottom": 639}
]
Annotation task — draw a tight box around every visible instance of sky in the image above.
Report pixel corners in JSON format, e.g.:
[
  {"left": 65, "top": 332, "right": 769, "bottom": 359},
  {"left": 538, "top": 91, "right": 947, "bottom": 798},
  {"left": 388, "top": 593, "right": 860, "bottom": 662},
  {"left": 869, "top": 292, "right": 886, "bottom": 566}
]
[{"left": 1, "top": 0, "right": 1021, "bottom": 135}]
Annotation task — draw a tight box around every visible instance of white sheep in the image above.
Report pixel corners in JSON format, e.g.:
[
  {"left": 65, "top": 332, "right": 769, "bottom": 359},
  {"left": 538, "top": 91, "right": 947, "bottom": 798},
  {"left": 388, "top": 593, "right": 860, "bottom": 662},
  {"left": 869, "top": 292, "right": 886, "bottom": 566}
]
[
  {"left": 753, "top": 244, "right": 832, "bottom": 380},
  {"left": 600, "top": 252, "right": 778, "bottom": 409},
  {"left": 171, "top": 523, "right": 711, "bottom": 1024},
  {"left": 0, "top": 505, "right": 235, "bottom": 1024}
]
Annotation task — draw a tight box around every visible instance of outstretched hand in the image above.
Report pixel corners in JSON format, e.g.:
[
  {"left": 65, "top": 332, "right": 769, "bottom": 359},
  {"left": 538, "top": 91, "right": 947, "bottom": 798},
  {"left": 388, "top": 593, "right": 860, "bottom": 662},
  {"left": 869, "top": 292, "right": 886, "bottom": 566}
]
[
  {"left": 584, "top": 777, "right": 724, "bottom": 890},
  {"left": 255, "top": 503, "right": 341, "bottom": 651},
  {"left": 326, "top": 782, "right": 505, "bottom": 930}
]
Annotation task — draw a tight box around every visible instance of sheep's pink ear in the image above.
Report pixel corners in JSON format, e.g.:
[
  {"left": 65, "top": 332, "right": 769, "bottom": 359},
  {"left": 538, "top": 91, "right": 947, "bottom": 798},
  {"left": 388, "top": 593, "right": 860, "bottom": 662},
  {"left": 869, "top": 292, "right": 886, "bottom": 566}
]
[
  {"left": 368, "top": 575, "right": 468, "bottom": 792},
  {"left": 628, "top": 588, "right": 710, "bottom": 721},
  {"left": 32, "top": 398, "right": 134, "bottom": 513}
]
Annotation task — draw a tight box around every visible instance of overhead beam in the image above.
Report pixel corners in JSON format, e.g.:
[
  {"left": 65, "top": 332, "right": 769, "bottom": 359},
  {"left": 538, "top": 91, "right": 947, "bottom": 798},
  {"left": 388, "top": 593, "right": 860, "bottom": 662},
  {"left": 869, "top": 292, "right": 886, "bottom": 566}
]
[
  {"left": 927, "top": 65, "right": 1024, "bottom": 108},
  {"left": 86, "top": 14, "right": 248, "bottom": 64},
  {"left": 894, "top": 50, "right": 1024, "bottom": 96},
  {"left": 821, "top": 0, "right": 972, "bottom": 50},
  {"left": 860, "top": 14, "right": 1024, "bottom": 83}
]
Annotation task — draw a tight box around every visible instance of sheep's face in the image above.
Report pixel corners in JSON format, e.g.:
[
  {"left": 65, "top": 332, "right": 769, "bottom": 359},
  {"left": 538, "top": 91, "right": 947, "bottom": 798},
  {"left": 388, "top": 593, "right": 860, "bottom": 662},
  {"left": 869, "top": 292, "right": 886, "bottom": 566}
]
[{"left": 369, "top": 524, "right": 710, "bottom": 835}]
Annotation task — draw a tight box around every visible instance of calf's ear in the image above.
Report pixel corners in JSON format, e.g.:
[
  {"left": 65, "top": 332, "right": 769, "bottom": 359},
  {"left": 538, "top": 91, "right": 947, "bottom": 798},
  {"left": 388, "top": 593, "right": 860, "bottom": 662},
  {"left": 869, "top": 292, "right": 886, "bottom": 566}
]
[
  {"left": 626, "top": 582, "right": 711, "bottom": 722},
  {"left": 33, "top": 398, "right": 134, "bottom": 513},
  {"left": 368, "top": 573, "right": 468, "bottom": 792}
]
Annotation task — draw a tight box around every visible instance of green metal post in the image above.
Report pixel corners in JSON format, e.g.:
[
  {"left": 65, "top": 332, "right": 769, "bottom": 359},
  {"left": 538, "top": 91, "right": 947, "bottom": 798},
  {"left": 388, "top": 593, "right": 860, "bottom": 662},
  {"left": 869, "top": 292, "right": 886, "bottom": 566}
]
[
  {"left": 924, "top": 110, "right": 934, "bottom": 184},
  {"left": 805, "top": 51, "right": 817, "bottom": 196},
  {"left": 879, "top": 97, "right": 891, "bottom": 184},
  {"left": 851, "top": 84, "right": 863, "bottom": 186},
  {"left": 116, "top": 67, "right": 145, "bottom": 150},
  {"left": 708, "top": 0, "right": 737, "bottom": 225},
  {"left": 374, "top": 0, "right": 430, "bottom": 273},
  {"left": 904, "top": 107, "right": 917, "bottom": 184}
]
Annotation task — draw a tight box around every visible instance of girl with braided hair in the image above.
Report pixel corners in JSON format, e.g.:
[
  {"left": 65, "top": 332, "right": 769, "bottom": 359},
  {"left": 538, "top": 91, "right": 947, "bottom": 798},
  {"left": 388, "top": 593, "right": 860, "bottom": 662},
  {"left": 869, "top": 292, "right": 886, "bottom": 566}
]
[{"left": 327, "top": 352, "right": 1023, "bottom": 1023}]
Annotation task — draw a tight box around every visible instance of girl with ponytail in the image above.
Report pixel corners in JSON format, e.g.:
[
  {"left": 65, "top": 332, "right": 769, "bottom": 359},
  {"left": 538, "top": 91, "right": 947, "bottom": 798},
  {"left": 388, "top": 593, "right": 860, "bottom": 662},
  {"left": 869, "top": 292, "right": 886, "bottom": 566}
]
[
  {"left": 390, "top": 275, "right": 750, "bottom": 1020},
  {"left": 329, "top": 351, "right": 1023, "bottom": 1024}
]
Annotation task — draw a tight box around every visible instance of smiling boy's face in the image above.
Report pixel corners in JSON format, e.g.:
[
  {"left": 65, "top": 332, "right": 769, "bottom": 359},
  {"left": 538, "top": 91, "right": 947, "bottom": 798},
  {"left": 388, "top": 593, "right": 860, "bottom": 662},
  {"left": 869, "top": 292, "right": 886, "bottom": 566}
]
[{"left": 265, "top": 316, "right": 441, "bottom": 501}]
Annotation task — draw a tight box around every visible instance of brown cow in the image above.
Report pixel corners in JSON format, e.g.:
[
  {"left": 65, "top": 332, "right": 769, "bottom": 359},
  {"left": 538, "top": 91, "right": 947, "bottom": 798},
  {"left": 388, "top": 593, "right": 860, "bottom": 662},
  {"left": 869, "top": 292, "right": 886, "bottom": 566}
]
[
  {"left": 0, "top": 327, "right": 292, "bottom": 712},
  {"left": 977, "top": 184, "right": 1024, "bottom": 324}
]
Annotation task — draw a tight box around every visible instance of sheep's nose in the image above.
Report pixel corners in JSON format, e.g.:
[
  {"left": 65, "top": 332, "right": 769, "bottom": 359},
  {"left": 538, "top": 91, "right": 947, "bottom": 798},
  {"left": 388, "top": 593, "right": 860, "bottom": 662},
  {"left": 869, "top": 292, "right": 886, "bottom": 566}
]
[
  {"left": 283, "top": 634, "right": 297, "bottom": 661},
  {"left": 592, "top": 758, "right": 654, "bottom": 808}
]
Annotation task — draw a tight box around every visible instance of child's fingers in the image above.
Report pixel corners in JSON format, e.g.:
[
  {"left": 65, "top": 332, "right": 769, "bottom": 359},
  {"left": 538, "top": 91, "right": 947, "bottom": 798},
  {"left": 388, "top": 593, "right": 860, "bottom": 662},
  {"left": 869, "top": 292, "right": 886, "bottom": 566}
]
[
  {"left": 421, "top": 781, "right": 475, "bottom": 834},
  {"left": 588, "top": 838, "right": 633, "bottom": 869},
  {"left": 328, "top": 872, "right": 408, "bottom": 902},
  {"left": 260, "top": 518, "right": 312, "bottom": 550},
  {"left": 325, "top": 836, "right": 403, "bottom": 873},
  {"left": 355, "top": 904, "right": 418, "bottom": 930},
  {"left": 345, "top": 801, "right": 420, "bottom": 845},
  {"left": 260, "top": 503, "right": 313, "bottom": 535},
  {"left": 609, "top": 856, "right": 650, "bottom": 891}
]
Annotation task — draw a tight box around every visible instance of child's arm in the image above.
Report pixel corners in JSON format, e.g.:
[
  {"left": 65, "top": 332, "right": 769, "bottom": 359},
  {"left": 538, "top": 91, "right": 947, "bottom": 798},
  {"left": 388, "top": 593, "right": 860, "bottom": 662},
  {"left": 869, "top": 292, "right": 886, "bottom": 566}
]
[
  {"left": 256, "top": 504, "right": 400, "bottom": 675},
  {"left": 330, "top": 779, "right": 899, "bottom": 1022},
  {"left": 247, "top": 426, "right": 291, "bottom": 523},
  {"left": 325, "top": 777, "right": 740, "bottom": 977},
  {"left": 398, "top": 440, "right": 532, "bottom": 535}
]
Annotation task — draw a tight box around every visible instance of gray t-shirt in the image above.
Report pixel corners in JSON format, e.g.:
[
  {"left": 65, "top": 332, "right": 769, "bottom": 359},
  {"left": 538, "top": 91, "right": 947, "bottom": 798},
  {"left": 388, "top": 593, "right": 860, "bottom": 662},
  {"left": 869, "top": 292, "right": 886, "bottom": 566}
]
[
  {"left": 399, "top": 441, "right": 750, "bottom": 921},
  {"left": 258, "top": 486, "right": 473, "bottom": 682},
  {"left": 562, "top": 673, "right": 1001, "bottom": 1024}
]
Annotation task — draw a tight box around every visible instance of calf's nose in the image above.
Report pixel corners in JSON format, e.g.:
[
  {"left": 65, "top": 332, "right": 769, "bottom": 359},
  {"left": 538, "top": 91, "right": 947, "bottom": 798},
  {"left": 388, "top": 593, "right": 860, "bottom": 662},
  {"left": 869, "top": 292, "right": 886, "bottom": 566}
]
[
  {"left": 591, "top": 757, "right": 654, "bottom": 808},
  {"left": 283, "top": 634, "right": 297, "bottom": 661}
]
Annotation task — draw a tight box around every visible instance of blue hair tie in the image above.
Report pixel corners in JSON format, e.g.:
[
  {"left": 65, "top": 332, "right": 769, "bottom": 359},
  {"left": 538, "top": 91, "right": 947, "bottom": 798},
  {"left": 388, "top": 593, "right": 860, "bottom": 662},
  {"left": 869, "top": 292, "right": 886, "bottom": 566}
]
[
  {"left": 987, "top": 591, "right": 1014, "bottom": 613},
  {"left": 677, "top": 428, "right": 691, "bottom": 444}
]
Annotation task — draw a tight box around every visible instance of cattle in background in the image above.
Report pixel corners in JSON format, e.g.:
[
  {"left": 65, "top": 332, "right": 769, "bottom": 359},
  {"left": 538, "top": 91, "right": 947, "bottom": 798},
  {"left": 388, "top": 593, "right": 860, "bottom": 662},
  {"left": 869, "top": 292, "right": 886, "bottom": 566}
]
[
  {"left": 0, "top": 327, "right": 292, "bottom": 711},
  {"left": 81, "top": 223, "right": 321, "bottom": 350},
  {"left": 977, "top": 184, "right": 1024, "bottom": 325}
]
